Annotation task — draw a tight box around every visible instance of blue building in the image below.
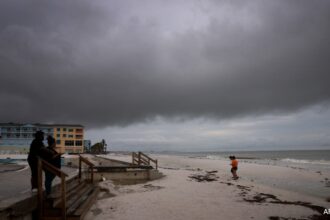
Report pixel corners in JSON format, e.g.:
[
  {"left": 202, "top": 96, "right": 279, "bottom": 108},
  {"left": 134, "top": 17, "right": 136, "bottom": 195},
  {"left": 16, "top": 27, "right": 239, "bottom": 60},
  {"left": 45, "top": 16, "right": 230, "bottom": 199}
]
[
  {"left": 83, "top": 140, "right": 92, "bottom": 152},
  {"left": 0, "top": 123, "right": 54, "bottom": 151}
]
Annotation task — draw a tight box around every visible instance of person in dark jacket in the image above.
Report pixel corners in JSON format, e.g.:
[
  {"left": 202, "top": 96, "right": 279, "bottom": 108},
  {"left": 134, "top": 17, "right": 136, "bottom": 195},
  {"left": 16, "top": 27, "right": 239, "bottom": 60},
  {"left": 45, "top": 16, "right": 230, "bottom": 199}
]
[
  {"left": 44, "top": 136, "right": 61, "bottom": 195},
  {"left": 27, "top": 130, "right": 46, "bottom": 190}
]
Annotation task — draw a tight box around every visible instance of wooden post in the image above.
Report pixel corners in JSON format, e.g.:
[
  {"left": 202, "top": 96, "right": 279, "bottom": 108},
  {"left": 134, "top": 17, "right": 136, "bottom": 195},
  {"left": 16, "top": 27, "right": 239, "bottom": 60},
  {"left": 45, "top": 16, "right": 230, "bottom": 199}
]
[
  {"left": 61, "top": 174, "right": 67, "bottom": 220},
  {"left": 37, "top": 159, "right": 43, "bottom": 220},
  {"left": 78, "top": 155, "right": 82, "bottom": 180},
  {"left": 138, "top": 152, "right": 141, "bottom": 166},
  {"left": 91, "top": 166, "right": 94, "bottom": 183}
]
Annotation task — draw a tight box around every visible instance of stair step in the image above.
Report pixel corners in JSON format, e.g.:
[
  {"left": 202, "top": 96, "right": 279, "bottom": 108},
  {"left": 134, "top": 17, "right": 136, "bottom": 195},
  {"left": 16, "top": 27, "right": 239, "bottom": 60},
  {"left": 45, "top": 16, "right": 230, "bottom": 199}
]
[
  {"left": 48, "top": 177, "right": 81, "bottom": 200},
  {"left": 52, "top": 181, "right": 87, "bottom": 208},
  {"left": 66, "top": 185, "right": 95, "bottom": 215},
  {"left": 68, "top": 187, "right": 100, "bottom": 220}
]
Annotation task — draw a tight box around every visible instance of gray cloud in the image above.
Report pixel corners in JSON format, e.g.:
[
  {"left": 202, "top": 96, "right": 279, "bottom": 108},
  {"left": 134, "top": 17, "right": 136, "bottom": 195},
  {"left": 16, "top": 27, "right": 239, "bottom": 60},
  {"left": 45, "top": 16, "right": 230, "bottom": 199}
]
[{"left": 0, "top": 0, "right": 330, "bottom": 128}]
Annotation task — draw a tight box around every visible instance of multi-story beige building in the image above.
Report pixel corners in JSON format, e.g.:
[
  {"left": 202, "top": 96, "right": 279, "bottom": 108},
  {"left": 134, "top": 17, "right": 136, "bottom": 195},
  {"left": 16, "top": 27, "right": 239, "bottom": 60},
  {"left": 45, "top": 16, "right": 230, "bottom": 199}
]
[{"left": 53, "top": 124, "right": 84, "bottom": 153}]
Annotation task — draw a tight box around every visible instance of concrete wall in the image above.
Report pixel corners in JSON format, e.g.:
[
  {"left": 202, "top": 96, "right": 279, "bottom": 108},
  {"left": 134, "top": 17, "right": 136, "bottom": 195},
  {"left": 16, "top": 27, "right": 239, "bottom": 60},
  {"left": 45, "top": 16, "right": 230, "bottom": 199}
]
[
  {"left": 94, "top": 156, "right": 132, "bottom": 167},
  {"left": 63, "top": 155, "right": 132, "bottom": 168},
  {"left": 90, "top": 170, "right": 150, "bottom": 181}
]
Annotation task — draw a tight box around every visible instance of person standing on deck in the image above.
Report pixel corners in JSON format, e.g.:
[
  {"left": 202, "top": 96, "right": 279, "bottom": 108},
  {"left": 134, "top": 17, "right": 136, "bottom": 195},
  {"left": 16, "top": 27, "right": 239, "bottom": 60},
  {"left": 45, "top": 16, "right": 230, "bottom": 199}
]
[
  {"left": 44, "top": 136, "right": 61, "bottom": 195},
  {"left": 27, "top": 130, "right": 46, "bottom": 190}
]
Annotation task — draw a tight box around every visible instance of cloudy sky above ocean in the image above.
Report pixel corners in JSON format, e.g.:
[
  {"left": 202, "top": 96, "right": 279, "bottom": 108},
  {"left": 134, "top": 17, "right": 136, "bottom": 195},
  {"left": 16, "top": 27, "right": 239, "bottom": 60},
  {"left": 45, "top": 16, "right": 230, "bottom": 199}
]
[{"left": 1, "top": 0, "right": 329, "bottom": 151}]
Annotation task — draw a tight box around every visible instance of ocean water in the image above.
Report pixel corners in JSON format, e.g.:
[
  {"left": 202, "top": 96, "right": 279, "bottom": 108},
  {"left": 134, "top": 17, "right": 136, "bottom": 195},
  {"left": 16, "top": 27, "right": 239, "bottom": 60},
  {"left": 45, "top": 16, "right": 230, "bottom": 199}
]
[{"left": 169, "top": 150, "right": 330, "bottom": 173}]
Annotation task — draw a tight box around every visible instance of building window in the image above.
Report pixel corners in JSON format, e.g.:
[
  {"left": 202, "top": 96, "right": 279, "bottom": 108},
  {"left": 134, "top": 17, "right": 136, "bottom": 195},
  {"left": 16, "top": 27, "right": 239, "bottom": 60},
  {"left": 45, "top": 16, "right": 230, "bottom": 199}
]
[
  {"left": 56, "top": 140, "right": 61, "bottom": 145},
  {"left": 57, "top": 134, "right": 60, "bottom": 137},
  {"left": 76, "top": 135, "right": 83, "bottom": 139},
  {"left": 75, "top": 140, "right": 82, "bottom": 146},
  {"left": 68, "top": 128, "right": 73, "bottom": 132},
  {"left": 63, "top": 128, "right": 67, "bottom": 132},
  {"left": 63, "top": 134, "right": 67, "bottom": 138},
  {"left": 76, "top": 129, "right": 83, "bottom": 133},
  {"left": 57, "top": 128, "right": 60, "bottom": 132},
  {"left": 68, "top": 135, "right": 73, "bottom": 138},
  {"left": 65, "top": 140, "right": 74, "bottom": 146}
]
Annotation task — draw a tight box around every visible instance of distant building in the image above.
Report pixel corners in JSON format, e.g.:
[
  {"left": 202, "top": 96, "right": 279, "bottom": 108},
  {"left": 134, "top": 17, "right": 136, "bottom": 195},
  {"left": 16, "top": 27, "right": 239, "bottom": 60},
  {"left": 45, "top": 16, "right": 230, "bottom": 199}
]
[
  {"left": 0, "top": 123, "right": 85, "bottom": 154},
  {"left": 90, "top": 139, "right": 107, "bottom": 154},
  {"left": 83, "top": 140, "right": 91, "bottom": 152}
]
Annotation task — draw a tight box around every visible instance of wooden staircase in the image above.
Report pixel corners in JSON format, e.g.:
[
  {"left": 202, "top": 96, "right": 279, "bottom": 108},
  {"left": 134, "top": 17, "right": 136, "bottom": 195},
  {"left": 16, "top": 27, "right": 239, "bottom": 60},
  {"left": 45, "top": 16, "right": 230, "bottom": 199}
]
[
  {"left": 38, "top": 155, "right": 99, "bottom": 220},
  {"left": 132, "top": 152, "right": 158, "bottom": 169}
]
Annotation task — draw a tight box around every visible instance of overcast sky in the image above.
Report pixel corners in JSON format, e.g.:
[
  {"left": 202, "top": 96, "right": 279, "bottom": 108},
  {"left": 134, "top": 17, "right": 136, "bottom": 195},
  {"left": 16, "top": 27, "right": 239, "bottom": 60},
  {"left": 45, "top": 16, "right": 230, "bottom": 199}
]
[{"left": 1, "top": 0, "right": 330, "bottom": 151}]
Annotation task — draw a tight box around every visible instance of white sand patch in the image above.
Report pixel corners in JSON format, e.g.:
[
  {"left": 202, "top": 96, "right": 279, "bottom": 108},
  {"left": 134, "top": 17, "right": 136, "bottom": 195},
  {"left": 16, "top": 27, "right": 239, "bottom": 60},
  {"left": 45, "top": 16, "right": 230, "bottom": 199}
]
[{"left": 85, "top": 154, "right": 329, "bottom": 220}]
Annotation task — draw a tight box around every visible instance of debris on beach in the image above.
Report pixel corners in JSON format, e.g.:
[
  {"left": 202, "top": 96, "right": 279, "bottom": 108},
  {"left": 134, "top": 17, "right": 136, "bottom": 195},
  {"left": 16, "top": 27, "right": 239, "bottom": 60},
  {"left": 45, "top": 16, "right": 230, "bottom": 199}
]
[
  {"left": 185, "top": 168, "right": 204, "bottom": 171},
  {"left": 242, "top": 192, "right": 326, "bottom": 220},
  {"left": 159, "top": 167, "right": 180, "bottom": 170},
  {"left": 206, "top": 170, "right": 218, "bottom": 174},
  {"left": 143, "top": 184, "right": 164, "bottom": 191},
  {"left": 316, "top": 171, "right": 322, "bottom": 175},
  {"left": 188, "top": 171, "right": 219, "bottom": 182},
  {"left": 219, "top": 181, "right": 234, "bottom": 186},
  {"left": 218, "top": 180, "right": 327, "bottom": 220}
]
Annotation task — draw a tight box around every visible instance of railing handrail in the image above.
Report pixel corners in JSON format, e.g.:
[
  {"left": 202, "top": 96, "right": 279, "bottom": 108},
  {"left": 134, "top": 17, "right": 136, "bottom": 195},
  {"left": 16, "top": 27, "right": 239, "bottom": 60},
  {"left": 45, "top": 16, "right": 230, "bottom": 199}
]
[
  {"left": 132, "top": 152, "right": 158, "bottom": 169},
  {"left": 78, "top": 155, "right": 94, "bottom": 183},
  {"left": 38, "top": 157, "right": 67, "bottom": 220},
  {"left": 139, "top": 152, "right": 157, "bottom": 164},
  {"left": 41, "top": 158, "right": 68, "bottom": 177},
  {"left": 80, "top": 155, "right": 94, "bottom": 167}
]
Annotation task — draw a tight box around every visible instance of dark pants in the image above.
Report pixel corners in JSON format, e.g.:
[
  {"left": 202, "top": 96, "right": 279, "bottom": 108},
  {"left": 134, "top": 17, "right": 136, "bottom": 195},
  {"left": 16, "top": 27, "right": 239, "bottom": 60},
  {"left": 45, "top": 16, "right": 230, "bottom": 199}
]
[
  {"left": 231, "top": 167, "right": 238, "bottom": 173},
  {"left": 45, "top": 171, "right": 56, "bottom": 195},
  {"left": 28, "top": 160, "right": 38, "bottom": 189},
  {"left": 231, "top": 167, "right": 238, "bottom": 178}
]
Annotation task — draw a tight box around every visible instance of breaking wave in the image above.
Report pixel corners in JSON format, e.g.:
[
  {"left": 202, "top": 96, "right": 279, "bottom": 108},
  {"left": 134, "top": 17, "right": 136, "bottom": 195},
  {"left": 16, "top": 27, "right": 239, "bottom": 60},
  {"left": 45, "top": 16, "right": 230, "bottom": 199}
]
[{"left": 281, "top": 158, "right": 330, "bottom": 166}]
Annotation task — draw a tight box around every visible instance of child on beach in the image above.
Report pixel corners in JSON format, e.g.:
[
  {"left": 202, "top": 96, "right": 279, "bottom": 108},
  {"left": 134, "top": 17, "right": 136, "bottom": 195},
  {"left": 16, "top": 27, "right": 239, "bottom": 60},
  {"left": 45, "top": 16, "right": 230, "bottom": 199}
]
[{"left": 229, "top": 156, "right": 239, "bottom": 180}]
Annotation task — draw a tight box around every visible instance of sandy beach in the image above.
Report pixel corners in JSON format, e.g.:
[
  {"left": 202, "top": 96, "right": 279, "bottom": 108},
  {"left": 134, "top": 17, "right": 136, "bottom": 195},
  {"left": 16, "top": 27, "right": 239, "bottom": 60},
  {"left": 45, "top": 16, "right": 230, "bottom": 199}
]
[{"left": 83, "top": 154, "right": 330, "bottom": 220}]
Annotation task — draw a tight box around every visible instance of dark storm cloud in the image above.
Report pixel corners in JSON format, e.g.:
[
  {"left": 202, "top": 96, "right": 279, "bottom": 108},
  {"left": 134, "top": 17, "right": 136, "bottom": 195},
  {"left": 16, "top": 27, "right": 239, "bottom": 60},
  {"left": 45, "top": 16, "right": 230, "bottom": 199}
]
[{"left": 0, "top": 0, "right": 330, "bottom": 127}]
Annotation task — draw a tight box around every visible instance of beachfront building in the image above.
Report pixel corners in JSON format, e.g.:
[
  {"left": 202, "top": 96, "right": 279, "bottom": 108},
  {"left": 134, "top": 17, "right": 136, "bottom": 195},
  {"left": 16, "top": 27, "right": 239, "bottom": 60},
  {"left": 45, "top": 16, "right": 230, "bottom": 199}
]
[
  {"left": 53, "top": 125, "right": 84, "bottom": 154},
  {"left": 0, "top": 123, "right": 84, "bottom": 154}
]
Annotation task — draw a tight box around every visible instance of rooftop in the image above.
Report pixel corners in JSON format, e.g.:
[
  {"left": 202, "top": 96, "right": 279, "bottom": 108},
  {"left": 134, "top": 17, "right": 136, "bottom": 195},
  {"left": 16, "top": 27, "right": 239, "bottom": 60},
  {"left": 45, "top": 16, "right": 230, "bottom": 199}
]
[{"left": 0, "top": 123, "right": 84, "bottom": 128}]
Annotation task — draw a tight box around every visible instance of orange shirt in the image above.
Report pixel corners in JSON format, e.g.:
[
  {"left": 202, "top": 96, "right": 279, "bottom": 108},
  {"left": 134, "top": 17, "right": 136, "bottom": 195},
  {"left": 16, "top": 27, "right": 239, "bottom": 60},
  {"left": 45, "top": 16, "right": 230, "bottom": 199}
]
[{"left": 231, "top": 159, "right": 238, "bottom": 168}]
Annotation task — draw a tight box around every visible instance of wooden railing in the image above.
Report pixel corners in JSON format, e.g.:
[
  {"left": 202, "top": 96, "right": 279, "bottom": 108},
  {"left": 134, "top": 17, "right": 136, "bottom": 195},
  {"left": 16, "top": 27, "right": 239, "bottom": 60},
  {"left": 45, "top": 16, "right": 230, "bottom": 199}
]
[
  {"left": 132, "top": 152, "right": 158, "bottom": 169},
  {"left": 78, "top": 155, "right": 94, "bottom": 183},
  {"left": 38, "top": 158, "right": 68, "bottom": 220}
]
